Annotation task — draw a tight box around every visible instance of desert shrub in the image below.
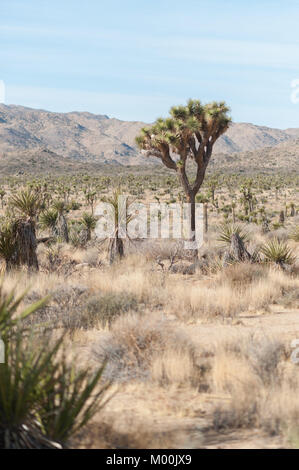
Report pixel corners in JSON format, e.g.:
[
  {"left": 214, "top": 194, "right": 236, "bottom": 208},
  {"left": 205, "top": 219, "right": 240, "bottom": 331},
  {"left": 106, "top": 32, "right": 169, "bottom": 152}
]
[
  {"left": 69, "top": 292, "right": 139, "bottom": 331},
  {"left": 260, "top": 239, "right": 295, "bottom": 266},
  {"left": 278, "top": 288, "right": 299, "bottom": 308},
  {"left": 82, "top": 247, "right": 99, "bottom": 266},
  {"left": 212, "top": 336, "right": 285, "bottom": 431},
  {"left": 213, "top": 400, "right": 258, "bottom": 431},
  {"left": 243, "top": 337, "right": 285, "bottom": 386},
  {"left": 272, "top": 222, "right": 284, "bottom": 230},
  {"left": 94, "top": 313, "right": 198, "bottom": 383},
  {"left": 217, "top": 262, "right": 266, "bottom": 288},
  {"left": 267, "top": 227, "right": 289, "bottom": 242}
]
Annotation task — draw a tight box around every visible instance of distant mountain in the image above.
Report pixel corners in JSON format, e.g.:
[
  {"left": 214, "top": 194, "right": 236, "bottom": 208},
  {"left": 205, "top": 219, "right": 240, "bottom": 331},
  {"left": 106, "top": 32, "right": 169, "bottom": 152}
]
[
  {"left": 0, "top": 104, "right": 298, "bottom": 172},
  {"left": 0, "top": 148, "right": 113, "bottom": 175},
  {"left": 210, "top": 138, "right": 299, "bottom": 173}
]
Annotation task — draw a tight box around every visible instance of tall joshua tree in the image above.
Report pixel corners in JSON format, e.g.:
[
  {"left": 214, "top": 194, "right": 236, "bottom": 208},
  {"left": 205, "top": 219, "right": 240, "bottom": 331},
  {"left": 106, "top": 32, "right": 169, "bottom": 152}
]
[{"left": 136, "top": 99, "right": 231, "bottom": 247}]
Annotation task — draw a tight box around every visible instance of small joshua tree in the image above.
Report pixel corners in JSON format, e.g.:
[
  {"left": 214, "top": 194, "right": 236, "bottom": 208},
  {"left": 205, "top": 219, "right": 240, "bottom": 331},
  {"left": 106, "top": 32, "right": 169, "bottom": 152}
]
[
  {"left": 136, "top": 99, "right": 231, "bottom": 249},
  {"left": 52, "top": 201, "right": 69, "bottom": 243},
  {"left": 99, "top": 189, "right": 135, "bottom": 264},
  {"left": 9, "top": 189, "right": 41, "bottom": 271},
  {"left": 79, "top": 212, "right": 97, "bottom": 242}
]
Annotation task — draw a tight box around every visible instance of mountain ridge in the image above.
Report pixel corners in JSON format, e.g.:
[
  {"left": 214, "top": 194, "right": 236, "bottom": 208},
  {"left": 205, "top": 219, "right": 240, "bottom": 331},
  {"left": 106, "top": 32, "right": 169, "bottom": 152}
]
[{"left": 0, "top": 104, "right": 298, "bottom": 172}]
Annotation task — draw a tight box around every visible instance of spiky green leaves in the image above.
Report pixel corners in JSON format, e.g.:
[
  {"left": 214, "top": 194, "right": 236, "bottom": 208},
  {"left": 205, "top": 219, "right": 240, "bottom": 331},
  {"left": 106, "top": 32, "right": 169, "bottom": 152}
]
[
  {"left": 217, "top": 223, "right": 249, "bottom": 246},
  {"left": 39, "top": 209, "right": 58, "bottom": 230},
  {"left": 0, "top": 284, "right": 111, "bottom": 448},
  {"left": 260, "top": 239, "right": 295, "bottom": 266},
  {"left": 9, "top": 189, "right": 42, "bottom": 219},
  {"left": 135, "top": 98, "right": 231, "bottom": 160},
  {"left": 80, "top": 213, "right": 97, "bottom": 231}
]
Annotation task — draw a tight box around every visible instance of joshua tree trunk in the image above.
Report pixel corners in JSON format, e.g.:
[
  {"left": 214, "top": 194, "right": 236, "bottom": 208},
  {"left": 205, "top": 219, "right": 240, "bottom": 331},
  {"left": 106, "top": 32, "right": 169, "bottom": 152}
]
[
  {"left": 223, "top": 233, "right": 251, "bottom": 266},
  {"left": 187, "top": 192, "right": 196, "bottom": 241},
  {"left": 55, "top": 214, "right": 69, "bottom": 243},
  {"left": 14, "top": 220, "right": 39, "bottom": 271},
  {"left": 232, "top": 206, "right": 236, "bottom": 224},
  {"left": 108, "top": 231, "right": 124, "bottom": 265}
]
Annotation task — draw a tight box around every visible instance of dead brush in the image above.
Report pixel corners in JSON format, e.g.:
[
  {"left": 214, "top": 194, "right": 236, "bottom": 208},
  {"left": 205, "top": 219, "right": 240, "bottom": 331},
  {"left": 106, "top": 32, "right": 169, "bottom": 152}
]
[
  {"left": 94, "top": 313, "right": 199, "bottom": 384},
  {"left": 216, "top": 262, "right": 267, "bottom": 288},
  {"left": 211, "top": 335, "right": 286, "bottom": 432},
  {"left": 74, "top": 292, "right": 139, "bottom": 330}
]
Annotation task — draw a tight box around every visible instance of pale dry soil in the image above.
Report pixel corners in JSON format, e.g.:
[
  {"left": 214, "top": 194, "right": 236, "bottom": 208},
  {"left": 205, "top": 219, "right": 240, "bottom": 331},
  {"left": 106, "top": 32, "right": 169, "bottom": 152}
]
[{"left": 72, "top": 305, "right": 299, "bottom": 449}]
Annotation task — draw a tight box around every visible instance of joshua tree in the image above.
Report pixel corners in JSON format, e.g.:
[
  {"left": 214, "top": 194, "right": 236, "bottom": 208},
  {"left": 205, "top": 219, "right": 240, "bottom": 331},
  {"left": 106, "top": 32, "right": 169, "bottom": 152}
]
[
  {"left": 99, "top": 189, "right": 135, "bottom": 264},
  {"left": 9, "top": 189, "right": 41, "bottom": 271},
  {"left": 207, "top": 175, "right": 220, "bottom": 204},
  {"left": 240, "top": 180, "right": 255, "bottom": 215},
  {"left": 279, "top": 210, "right": 285, "bottom": 224},
  {"left": 52, "top": 201, "right": 69, "bottom": 243},
  {"left": 136, "top": 99, "right": 231, "bottom": 249},
  {"left": 79, "top": 212, "right": 97, "bottom": 242},
  {"left": 84, "top": 190, "right": 97, "bottom": 215}
]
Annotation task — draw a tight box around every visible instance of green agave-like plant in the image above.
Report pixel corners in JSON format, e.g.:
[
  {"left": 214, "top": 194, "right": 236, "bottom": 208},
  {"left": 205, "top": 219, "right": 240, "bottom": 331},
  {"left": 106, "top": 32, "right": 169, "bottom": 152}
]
[
  {"left": 39, "top": 356, "right": 110, "bottom": 443},
  {"left": 79, "top": 213, "right": 97, "bottom": 231},
  {"left": 0, "top": 285, "right": 111, "bottom": 448},
  {"left": 52, "top": 200, "right": 66, "bottom": 215},
  {"left": 217, "top": 223, "right": 249, "bottom": 246},
  {"left": 39, "top": 208, "right": 58, "bottom": 231},
  {"left": 260, "top": 239, "right": 295, "bottom": 266},
  {"left": 9, "top": 189, "right": 42, "bottom": 219}
]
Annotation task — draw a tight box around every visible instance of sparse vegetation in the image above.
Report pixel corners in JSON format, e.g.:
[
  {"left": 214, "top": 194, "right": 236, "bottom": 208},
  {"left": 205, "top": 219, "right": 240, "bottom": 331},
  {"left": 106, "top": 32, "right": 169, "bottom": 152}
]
[{"left": 0, "top": 146, "right": 298, "bottom": 450}]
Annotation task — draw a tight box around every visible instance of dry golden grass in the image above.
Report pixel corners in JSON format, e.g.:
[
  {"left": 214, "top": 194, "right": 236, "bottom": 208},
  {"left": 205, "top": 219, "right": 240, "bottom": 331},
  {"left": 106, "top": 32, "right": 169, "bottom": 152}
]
[{"left": 1, "top": 180, "right": 299, "bottom": 448}]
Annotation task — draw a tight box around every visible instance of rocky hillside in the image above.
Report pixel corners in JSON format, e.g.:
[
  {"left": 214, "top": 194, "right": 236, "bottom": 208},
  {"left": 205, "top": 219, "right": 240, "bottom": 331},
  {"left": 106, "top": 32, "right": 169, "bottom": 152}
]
[{"left": 0, "top": 104, "right": 298, "bottom": 172}]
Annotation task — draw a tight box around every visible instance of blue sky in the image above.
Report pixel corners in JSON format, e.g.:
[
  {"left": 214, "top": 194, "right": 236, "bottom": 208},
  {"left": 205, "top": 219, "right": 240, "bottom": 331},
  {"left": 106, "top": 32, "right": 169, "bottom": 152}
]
[{"left": 1, "top": 0, "right": 299, "bottom": 128}]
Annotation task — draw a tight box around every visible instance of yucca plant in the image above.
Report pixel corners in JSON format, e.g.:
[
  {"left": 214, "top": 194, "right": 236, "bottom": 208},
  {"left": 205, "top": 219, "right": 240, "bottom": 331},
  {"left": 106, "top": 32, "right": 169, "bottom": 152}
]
[
  {"left": 260, "top": 239, "right": 295, "bottom": 266},
  {"left": 9, "top": 189, "right": 42, "bottom": 220},
  {"left": 79, "top": 213, "right": 97, "bottom": 242},
  {"left": 0, "top": 285, "right": 111, "bottom": 449},
  {"left": 100, "top": 189, "right": 136, "bottom": 264},
  {"left": 39, "top": 209, "right": 58, "bottom": 234},
  {"left": 8, "top": 189, "right": 41, "bottom": 271},
  {"left": 217, "top": 223, "right": 249, "bottom": 246},
  {"left": 39, "top": 356, "right": 110, "bottom": 443},
  {"left": 52, "top": 200, "right": 66, "bottom": 215},
  {"left": 51, "top": 201, "right": 69, "bottom": 243},
  {"left": 0, "top": 284, "right": 46, "bottom": 339}
]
